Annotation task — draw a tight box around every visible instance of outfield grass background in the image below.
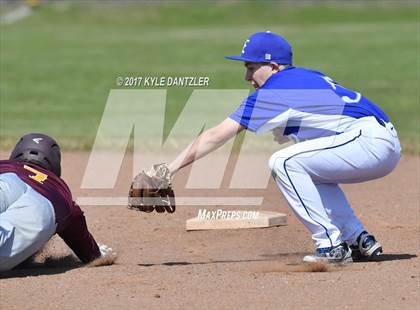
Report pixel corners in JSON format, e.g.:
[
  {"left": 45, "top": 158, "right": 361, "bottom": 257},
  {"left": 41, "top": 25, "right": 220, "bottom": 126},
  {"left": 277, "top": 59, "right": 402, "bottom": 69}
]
[{"left": 0, "top": 1, "right": 419, "bottom": 152}]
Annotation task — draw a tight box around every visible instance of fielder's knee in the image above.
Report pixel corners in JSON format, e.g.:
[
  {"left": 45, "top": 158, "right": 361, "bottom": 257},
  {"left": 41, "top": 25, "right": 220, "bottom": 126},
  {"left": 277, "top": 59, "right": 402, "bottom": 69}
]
[
  {"left": 268, "top": 151, "right": 287, "bottom": 176},
  {"left": 269, "top": 151, "right": 306, "bottom": 181}
]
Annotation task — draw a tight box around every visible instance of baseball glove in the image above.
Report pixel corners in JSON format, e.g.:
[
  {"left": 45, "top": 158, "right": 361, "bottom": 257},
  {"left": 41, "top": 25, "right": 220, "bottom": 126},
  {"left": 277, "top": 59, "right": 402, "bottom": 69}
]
[{"left": 128, "top": 163, "right": 176, "bottom": 213}]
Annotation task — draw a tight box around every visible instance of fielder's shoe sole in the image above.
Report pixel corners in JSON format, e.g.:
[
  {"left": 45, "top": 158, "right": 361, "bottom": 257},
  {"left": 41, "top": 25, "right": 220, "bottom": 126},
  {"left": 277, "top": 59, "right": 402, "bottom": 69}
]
[
  {"left": 303, "top": 255, "right": 353, "bottom": 264},
  {"left": 303, "top": 243, "right": 353, "bottom": 264}
]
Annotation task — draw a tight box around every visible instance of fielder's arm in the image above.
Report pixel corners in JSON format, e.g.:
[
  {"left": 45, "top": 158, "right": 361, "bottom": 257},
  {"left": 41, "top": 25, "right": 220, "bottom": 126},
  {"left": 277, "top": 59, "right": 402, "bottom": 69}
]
[{"left": 168, "top": 118, "right": 244, "bottom": 175}]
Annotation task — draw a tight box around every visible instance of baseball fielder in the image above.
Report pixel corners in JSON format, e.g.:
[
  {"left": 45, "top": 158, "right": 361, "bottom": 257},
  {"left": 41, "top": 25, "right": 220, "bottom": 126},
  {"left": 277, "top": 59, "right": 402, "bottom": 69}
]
[
  {"left": 129, "top": 31, "right": 401, "bottom": 263},
  {"left": 0, "top": 133, "right": 114, "bottom": 271}
]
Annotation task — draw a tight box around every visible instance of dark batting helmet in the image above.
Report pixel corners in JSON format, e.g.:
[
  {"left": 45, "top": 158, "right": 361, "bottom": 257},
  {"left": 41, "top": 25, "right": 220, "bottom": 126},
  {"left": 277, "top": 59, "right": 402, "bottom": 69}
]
[{"left": 9, "top": 133, "right": 62, "bottom": 177}]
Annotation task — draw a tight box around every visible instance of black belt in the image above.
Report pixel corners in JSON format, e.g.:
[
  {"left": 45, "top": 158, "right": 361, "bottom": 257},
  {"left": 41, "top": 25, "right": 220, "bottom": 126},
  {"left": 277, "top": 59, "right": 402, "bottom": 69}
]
[{"left": 375, "top": 117, "right": 386, "bottom": 127}]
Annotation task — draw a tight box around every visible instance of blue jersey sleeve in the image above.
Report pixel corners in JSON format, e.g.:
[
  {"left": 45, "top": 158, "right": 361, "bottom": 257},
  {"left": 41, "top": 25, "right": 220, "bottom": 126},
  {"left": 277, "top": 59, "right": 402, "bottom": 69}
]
[{"left": 229, "top": 91, "right": 258, "bottom": 131}]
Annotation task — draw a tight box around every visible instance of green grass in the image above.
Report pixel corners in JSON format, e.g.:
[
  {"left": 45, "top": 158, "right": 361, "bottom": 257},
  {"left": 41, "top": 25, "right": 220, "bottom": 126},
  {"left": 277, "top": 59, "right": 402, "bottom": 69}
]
[{"left": 0, "top": 1, "right": 419, "bottom": 153}]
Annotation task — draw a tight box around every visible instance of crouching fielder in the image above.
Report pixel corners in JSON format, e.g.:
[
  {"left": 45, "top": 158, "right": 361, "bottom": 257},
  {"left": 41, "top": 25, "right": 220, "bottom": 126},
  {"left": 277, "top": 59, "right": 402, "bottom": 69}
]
[
  {"left": 131, "top": 31, "right": 401, "bottom": 263},
  {"left": 0, "top": 133, "right": 114, "bottom": 271}
]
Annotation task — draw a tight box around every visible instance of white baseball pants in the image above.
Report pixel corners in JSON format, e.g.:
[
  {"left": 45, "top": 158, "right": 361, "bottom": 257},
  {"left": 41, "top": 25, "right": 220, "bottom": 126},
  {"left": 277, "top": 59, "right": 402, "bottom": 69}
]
[
  {"left": 0, "top": 173, "right": 56, "bottom": 271},
  {"left": 268, "top": 117, "right": 401, "bottom": 248}
]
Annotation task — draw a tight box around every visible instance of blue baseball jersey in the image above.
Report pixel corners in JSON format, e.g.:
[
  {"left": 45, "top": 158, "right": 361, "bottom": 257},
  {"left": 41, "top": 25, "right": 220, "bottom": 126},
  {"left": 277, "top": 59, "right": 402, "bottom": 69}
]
[{"left": 229, "top": 66, "right": 389, "bottom": 140}]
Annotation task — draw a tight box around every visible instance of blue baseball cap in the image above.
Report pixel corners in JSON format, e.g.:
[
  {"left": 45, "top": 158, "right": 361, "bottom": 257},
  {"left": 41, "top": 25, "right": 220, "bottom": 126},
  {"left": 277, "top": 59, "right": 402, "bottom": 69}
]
[{"left": 225, "top": 31, "right": 292, "bottom": 64}]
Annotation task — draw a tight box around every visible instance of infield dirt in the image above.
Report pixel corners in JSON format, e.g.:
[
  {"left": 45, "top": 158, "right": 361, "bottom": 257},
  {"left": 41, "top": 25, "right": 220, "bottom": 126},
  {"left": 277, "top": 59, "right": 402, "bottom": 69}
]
[{"left": 0, "top": 153, "right": 419, "bottom": 310}]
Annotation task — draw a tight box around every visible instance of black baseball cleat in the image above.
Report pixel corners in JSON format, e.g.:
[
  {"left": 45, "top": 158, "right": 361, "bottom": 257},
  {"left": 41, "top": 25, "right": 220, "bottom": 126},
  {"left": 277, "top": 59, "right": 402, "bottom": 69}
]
[{"left": 350, "top": 231, "right": 383, "bottom": 261}]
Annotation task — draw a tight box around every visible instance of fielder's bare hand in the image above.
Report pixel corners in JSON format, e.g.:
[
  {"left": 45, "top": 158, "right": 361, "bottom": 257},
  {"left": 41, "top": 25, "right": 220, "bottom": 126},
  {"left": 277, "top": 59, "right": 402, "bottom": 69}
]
[{"left": 272, "top": 127, "right": 292, "bottom": 145}]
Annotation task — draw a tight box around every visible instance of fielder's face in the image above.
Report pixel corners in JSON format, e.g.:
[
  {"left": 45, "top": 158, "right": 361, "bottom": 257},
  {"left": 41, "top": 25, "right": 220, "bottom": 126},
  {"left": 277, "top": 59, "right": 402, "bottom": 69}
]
[{"left": 244, "top": 62, "right": 279, "bottom": 89}]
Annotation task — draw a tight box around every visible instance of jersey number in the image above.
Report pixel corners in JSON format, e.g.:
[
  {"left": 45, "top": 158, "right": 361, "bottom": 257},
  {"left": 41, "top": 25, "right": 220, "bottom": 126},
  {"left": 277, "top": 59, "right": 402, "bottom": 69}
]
[
  {"left": 322, "top": 76, "right": 361, "bottom": 103},
  {"left": 24, "top": 165, "right": 48, "bottom": 184}
]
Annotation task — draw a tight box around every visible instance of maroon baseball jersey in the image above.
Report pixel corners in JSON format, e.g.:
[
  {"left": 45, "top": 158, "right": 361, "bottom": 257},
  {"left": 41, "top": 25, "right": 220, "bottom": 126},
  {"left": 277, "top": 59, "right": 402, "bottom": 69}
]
[{"left": 0, "top": 160, "right": 100, "bottom": 263}]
